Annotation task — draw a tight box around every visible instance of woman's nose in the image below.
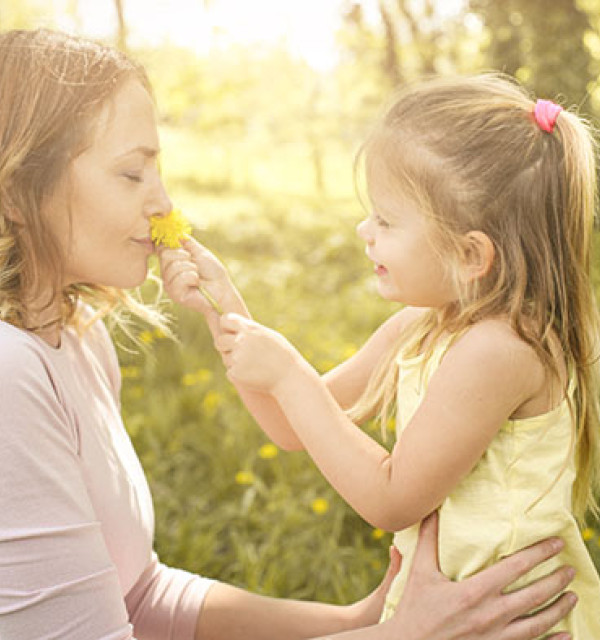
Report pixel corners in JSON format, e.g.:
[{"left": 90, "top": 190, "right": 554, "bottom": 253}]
[{"left": 146, "top": 174, "right": 173, "bottom": 219}]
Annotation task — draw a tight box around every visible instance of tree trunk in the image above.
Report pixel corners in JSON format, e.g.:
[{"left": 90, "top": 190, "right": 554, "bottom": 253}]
[{"left": 114, "top": 0, "right": 128, "bottom": 52}]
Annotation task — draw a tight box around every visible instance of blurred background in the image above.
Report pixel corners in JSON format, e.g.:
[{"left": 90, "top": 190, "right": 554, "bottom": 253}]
[{"left": 5, "top": 0, "right": 600, "bottom": 603}]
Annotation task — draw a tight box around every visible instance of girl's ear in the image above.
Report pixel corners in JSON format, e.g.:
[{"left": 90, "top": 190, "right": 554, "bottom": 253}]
[{"left": 461, "top": 230, "right": 494, "bottom": 282}]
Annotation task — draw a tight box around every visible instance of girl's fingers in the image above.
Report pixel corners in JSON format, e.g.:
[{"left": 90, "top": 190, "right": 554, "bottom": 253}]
[
  {"left": 214, "top": 333, "right": 238, "bottom": 353},
  {"left": 219, "top": 312, "right": 251, "bottom": 334},
  {"left": 160, "top": 257, "right": 198, "bottom": 284},
  {"left": 164, "top": 266, "right": 200, "bottom": 292}
]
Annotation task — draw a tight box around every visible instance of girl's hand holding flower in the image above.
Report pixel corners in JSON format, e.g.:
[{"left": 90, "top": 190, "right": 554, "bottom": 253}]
[{"left": 152, "top": 211, "right": 248, "bottom": 325}]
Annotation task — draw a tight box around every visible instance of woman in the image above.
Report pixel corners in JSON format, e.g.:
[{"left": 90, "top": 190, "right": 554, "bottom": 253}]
[{"left": 0, "top": 28, "right": 575, "bottom": 640}]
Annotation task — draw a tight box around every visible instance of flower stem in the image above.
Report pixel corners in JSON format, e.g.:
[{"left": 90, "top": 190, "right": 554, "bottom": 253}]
[{"left": 199, "top": 285, "right": 223, "bottom": 314}]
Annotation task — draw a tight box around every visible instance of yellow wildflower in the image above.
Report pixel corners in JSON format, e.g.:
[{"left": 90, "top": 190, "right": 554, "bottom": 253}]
[
  {"left": 202, "top": 390, "right": 223, "bottom": 415},
  {"left": 371, "top": 528, "right": 385, "bottom": 540},
  {"left": 120, "top": 366, "right": 140, "bottom": 379},
  {"left": 196, "top": 369, "right": 214, "bottom": 383},
  {"left": 235, "top": 471, "right": 255, "bottom": 485},
  {"left": 311, "top": 498, "right": 329, "bottom": 515},
  {"left": 258, "top": 443, "right": 279, "bottom": 459},
  {"left": 139, "top": 330, "right": 154, "bottom": 344},
  {"left": 150, "top": 209, "right": 192, "bottom": 249},
  {"left": 181, "top": 373, "right": 198, "bottom": 387},
  {"left": 582, "top": 527, "right": 595, "bottom": 541}
]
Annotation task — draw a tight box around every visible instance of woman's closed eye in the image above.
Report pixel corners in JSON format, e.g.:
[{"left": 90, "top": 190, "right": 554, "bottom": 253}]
[{"left": 122, "top": 172, "right": 143, "bottom": 183}]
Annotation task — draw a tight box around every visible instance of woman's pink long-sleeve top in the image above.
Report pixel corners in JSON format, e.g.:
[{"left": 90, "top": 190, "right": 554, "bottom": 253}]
[{"left": 0, "top": 314, "right": 213, "bottom": 639}]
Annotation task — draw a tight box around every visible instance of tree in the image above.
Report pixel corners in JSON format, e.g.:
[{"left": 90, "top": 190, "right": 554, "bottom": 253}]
[
  {"left": 469, "top": 0, "right": 596, "bottom": 106},
  {"left": 113, "top": 0, "right": 128, "bottom": 52}
]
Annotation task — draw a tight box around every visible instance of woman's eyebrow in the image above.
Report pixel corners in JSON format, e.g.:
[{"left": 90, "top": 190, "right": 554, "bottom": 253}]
[{"left": 116, "top": 145, "right": 160, "bottom": 160}]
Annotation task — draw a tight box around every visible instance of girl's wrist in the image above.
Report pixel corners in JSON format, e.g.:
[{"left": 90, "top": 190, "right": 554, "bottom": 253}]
[{"left": 272, "top": 354, "right": 320, "bottom": 400}]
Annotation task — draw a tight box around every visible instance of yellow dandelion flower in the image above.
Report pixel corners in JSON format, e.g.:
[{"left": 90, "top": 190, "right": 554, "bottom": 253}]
[
  {"left": 258, "top": 443, "right": 279, "bottom": 459},
  {"left": 196, "top": 368, "right": 213, "bottom": 383},
  {"left": 371, "top": 528, "right": 385, "bottom": 540},
  {"left": 181, "top": 373, "right": 197, "bottom": 387},
  {"left": 235, "top": 471, "right": 255, "bottom": 485},
  {"left": 120, "top": 366, "right": 140, "bottom": 379},
  {"left": 150, "top": 209, "right": 192, "bottom": 249},
  {"left": 311, "top": 498, "right": 329, "bottom": 515},
  {"left": 202, "top": 390, "right": 223, "bottom": 415},
  {"left": 582, "top": 527, "right": 595, "bottom": 541},
  {"left": 139, "top": 330, "right": 154, "bottom": 344}
]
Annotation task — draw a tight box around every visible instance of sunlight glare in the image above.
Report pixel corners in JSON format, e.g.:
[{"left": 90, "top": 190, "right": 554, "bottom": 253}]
[{"left": 69, "top": 0, "right": 344, "bottom": 71}]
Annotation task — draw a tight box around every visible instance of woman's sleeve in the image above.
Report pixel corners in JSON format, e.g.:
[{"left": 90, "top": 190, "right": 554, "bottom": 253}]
[
  {"left": 125, "top": 553, "right": 215, "bottom": 640},
  {"left": 0, "top": 340, "right": 134, "bottom": 640}
]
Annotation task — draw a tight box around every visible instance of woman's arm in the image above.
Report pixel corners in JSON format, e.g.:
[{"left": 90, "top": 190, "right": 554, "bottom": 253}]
[
  {"left": 195, "top": 545, "right": 401, "bottom": 640},
  {"left": 217, "top": 316, "right": 545, "bottom": 531},
  {"left": 196, "top": 514, "right": 576, "bottom": 640}
]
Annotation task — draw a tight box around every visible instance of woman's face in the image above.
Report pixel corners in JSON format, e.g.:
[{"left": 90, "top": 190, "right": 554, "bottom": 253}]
[{"left": 44, "top": 79, "right": 172, "bottom": 289}]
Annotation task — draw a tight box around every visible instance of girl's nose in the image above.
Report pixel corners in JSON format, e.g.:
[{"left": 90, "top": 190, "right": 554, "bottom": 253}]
[{"left": 357, "top": 218, "right": 373, "bottom": 243}]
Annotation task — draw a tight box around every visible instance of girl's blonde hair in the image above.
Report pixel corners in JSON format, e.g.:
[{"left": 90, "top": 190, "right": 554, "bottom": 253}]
[
  {"left": 0, "top": 28, "right": 167, "bottom": 337},
  {"left": 350, "top": 73, "right": 600, "bottom": 522}
]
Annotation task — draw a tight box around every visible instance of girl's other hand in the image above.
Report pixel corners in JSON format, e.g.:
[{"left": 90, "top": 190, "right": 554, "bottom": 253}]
[{"left": 216, "top": 313, "right": 310, "bottom": 393}]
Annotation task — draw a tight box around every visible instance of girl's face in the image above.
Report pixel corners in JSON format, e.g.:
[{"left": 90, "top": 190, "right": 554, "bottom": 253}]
[
  {"left": 357, "top": 188, "right": 458, "bottom": 308},
  {"left": 43, "top": 79, "right": 172, "bottom": 290}
]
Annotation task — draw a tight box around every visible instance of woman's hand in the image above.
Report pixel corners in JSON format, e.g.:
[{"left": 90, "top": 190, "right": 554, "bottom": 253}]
[
  {"left": 158, "top": 238, "right": 249, "bottom": 328},
  {"left": 383, "top": 511, "right": 576, "bottom": 640},
  {"left": 346, "top": 546, "right": 402, "bottom": 628}
]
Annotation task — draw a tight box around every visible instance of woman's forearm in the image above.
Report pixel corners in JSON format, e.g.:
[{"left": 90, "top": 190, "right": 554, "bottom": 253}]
[{"left": 195, "top": 582, "right": 359, "bottom": 640}]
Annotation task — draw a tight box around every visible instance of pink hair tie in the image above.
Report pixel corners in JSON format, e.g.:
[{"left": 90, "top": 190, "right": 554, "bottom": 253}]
[{"left": 533, "top": 99, "right": 563, "bottom": 133}]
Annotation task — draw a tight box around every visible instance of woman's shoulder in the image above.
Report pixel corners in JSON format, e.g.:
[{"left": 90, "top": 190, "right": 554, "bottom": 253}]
[
  {"left": 0, "top": 320, "right": 46, "bottom": 368},
  {"left": 0, "top": 321, "right": 67, "bottom": 408}
]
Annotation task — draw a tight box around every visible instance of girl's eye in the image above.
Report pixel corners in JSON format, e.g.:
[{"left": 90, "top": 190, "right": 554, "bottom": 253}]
[{"left": 375, "top": 214, "right": 390, "bottom": 228}]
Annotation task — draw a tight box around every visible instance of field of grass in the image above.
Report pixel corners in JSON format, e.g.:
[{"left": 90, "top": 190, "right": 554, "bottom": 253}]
[{"left": 117, "top": 125, "right": 600, "bottom": 605}]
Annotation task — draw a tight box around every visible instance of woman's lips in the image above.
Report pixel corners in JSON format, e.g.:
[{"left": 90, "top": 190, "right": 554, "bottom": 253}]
[{"left": 132, "top": 237, "right": 155, "bottom": 252}]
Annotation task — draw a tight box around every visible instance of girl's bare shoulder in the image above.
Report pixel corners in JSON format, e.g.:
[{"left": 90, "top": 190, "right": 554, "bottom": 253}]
[{"left": 450, "top": 317, "right": 565, "bottom": 417}]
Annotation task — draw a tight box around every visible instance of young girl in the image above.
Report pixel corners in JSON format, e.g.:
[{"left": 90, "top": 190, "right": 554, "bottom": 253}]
[{"left": 162, "top": 74, "right": 600, "bottom": 637}]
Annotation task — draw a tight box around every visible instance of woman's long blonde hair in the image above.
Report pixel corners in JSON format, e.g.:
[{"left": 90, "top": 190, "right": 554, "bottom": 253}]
[
  {"left": 350, "top": 74, "right": 600, "bottom": 523},
  {"left": 0, "top": 28, "right": 167, "bottom": 336}
]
